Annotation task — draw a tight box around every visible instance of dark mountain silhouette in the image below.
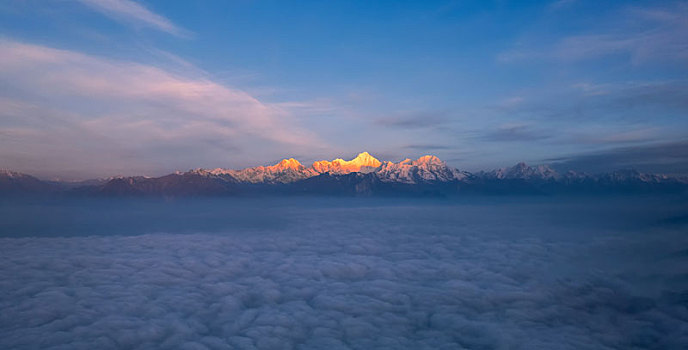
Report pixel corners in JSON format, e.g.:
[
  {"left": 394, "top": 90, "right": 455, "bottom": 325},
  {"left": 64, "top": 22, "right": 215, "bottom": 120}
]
[{"left": 0, "top": 170, "right": 58, "bottom": 195}]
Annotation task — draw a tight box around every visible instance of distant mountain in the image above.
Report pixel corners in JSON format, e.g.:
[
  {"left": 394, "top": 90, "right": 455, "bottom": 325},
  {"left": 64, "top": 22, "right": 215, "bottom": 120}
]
[
  {"left": 0, "top": 170, "right": 58, "bottom": 195},
  {"left": 3, "top": 153, "right": 687, "bottom": 196},
  {"left": 52, "top": 176, "right": 125, "bottom": 189},
  {"left": 483, "top": 162, "right": 560, "bottom": 180},
  {"left": 470, "top": 163, "right": 687, "bottom": 195},
  {"left": 481, "top": 162, "right": 685, "bottom": 185},
  {"left": 90, "top": 173, "right": 240, "bottom": 196},
  {"left": 377, "top": 155, "right": 470, "bottom": 184},
  {"left": 199, "top": 158, "right": 317, "bottom": 184}
]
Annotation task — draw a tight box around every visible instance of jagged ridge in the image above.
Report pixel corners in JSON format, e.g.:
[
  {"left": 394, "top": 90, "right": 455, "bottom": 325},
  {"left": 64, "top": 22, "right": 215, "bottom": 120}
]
[
  {"left": 3, "top": 154, "right": 687, "bottom": 196},
  {"left": 192, "top": 152, "right": 466, "bottom": 185}
]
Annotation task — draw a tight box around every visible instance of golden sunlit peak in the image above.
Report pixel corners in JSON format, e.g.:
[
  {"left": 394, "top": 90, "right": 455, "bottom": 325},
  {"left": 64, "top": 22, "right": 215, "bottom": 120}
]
[
  {"left": 415, "top": 155, "right": 443, "bottom": 165},
  {"left": 352, "top": 152, "right": 382, "bottom": 167},
  {"left": 272, "top": 158, "right": 303, "bottom": 170},
  {"left": 311, "top": 151, "right": 382, "bottom": 174}
]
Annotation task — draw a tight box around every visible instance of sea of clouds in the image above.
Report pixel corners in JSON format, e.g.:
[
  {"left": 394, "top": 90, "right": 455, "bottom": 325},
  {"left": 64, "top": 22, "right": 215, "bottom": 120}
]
[{"left": 0, "top": 197, "right": 687, "bottom": 349}]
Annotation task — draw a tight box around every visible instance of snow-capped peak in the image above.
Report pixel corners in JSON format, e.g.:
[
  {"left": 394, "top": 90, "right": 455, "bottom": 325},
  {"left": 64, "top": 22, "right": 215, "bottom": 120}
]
[
  {"left": 351, "top": 152, "right": 382, "bottom": 167},
  {"left": 312, "top": 151, "right": 382, "bottom": 174},
  {"left": 271, "top": 158, "right": 304, "bottom": 171},
  {"left": 0, "top": 169, "right": 25, "bottom": 178},
  {"left": 377, "top": 155, "right": 468, "bottom": 184},
  {"left": 199, "top": 158, "right": 313, "bottom": 184},
  {"left": 490, "top": 162, "right": 560, "bottom": 180},
  {"left": 413, "top": 155, "right": 445, "bottom": 166},
  {"left": 181, "top": 152, "right": 468, "bottom": 184}
]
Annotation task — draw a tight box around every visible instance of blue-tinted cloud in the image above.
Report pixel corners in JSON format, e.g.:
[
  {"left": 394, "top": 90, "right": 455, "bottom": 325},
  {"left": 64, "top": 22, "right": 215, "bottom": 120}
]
[
  {"left": 499, "top": 3, "right": 688, "bottom": 64},
  {"left": 482, "top": 124, "right": 551, "bottom": 142},
  {"left": 374, "top": 110, "right": 450, "bottom": 129},
  {"left": 548, "top": 140, "right": 688, "bottom": 174}
]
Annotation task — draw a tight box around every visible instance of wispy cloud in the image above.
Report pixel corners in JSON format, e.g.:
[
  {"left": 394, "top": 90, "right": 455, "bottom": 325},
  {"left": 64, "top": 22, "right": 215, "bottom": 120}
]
[
  {"left": 374, "top": 110, "right": 449, "bottom": 129},
  {"left": 0, "top": 39, "right": 324, "bottom": 178},
  {"left": 547, "top": 140, "right": 688, "bottom": 175},
  {"left": 569, "top": 128, "right": 660, "bottom": 145},
  {"left": 490, "top": 80, "right": 688, "bottom": 122},
  {"left": 548, "top": 0, "right": 577, "bottom": 11},
  {"left": 76, "top": 0, "right": 189, "bottom": 37},
  {"left": 499, "top": 3, "right": 688, "bottom": 64},
  {"left": 482, "top": 124, "right": 551, "bottom": 142},
  {"left": 402, "top": 144, "right": 453, "bottom": 151}
]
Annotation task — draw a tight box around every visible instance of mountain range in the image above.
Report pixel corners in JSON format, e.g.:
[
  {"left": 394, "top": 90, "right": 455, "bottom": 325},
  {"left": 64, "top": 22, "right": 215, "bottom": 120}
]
[{"left": 2, "top": 152, "right": 687, "bottom": 197}]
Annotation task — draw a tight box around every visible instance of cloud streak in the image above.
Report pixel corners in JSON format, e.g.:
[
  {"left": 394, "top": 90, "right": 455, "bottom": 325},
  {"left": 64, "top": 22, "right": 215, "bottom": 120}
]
[
  {"left": 76, "top": 0, "right": 189, "bottom": 37},
  {"left": 490, "top": 80, "right": 688, "bottom": 126},
  {"left": 374, "top": 110, "right": 449, "bottom": 129},
  {"left": 482, "top": 124, "right": 551, "bottom": 142},
  {"left": 548, "top": 140, "right": 688, "bottom": 175}
]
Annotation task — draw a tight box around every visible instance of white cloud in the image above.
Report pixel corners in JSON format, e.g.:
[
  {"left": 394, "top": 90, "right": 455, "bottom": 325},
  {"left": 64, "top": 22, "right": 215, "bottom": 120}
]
[
  {"left": 0, "top": 39, "right": 325, "bottom": 179},
  {"left": 76, "top": 0, "right": 189, "bottom": 37}
]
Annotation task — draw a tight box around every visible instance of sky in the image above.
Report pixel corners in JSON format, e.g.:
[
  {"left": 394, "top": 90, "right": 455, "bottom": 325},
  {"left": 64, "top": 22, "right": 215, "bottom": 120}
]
[{"left": 0, "top": 0, "right": 687, "bottom": 179}]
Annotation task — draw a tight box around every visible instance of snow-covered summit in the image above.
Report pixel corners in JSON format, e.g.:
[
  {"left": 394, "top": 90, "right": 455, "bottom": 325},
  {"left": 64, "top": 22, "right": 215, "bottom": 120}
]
[
  {"left": 488, "top": 162, "right": 560, "bottom": 180},
  {"left": 312, "top": 152, "right": 382, "bottom": 174},
  {"left": 377, "top": 155, "right": 469, "bottom": 184},
  {"left": 202, "top": 158, "right": 316, "bottom": 184},
  {"left": 185, "top": 152, "right": 467, "bottom": 184},
  {"left": 0, "top": 169, "right": 30, "bottom": 178}
]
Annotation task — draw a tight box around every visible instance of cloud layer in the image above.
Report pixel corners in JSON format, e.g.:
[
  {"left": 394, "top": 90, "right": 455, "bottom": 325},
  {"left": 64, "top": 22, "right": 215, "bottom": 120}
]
[{"left": 1, "top": 198, "right": 686, "bottom": 349}]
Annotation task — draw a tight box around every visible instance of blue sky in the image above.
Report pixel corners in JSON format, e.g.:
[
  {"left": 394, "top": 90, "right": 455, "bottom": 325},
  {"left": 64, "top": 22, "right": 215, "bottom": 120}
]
[{"left": 0, "top": 0, "right": 687, "bottom": 179}]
